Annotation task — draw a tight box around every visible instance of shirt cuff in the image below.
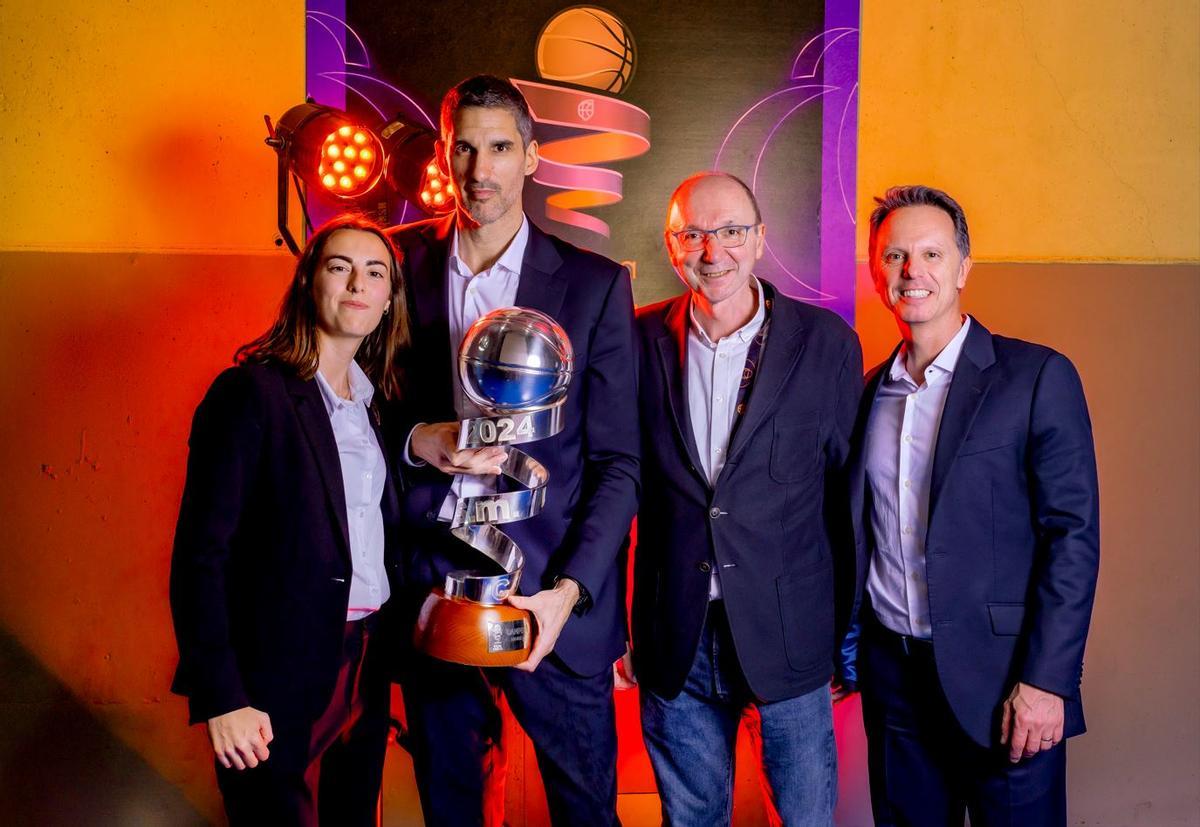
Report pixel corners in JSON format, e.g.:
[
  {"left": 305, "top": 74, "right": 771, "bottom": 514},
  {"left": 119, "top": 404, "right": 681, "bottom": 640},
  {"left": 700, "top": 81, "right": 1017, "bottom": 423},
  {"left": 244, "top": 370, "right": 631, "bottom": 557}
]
[{"left": 403, "top": 423, "right": 429, "bottom": 467}]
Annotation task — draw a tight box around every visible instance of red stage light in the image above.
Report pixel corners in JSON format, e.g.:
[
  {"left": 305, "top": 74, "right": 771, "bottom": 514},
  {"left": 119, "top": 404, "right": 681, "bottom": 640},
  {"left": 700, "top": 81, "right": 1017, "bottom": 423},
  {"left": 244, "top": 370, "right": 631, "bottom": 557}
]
[
  {"left": 380, "top": 119, "right": 456, "bottom": 216},
  {"left": 316, "top": 127, "right": 383, "bottom": 198},
  {"left": 417, "top": 157, "right": 455, "bottom": 215},
  {"left": 269, "top": 103, "right": 386, "bottom": 202}
]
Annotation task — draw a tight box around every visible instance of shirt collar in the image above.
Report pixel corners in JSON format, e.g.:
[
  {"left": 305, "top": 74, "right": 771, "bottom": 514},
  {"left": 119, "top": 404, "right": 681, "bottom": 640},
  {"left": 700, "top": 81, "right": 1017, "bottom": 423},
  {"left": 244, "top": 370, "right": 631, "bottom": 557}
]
[
  {"left": 314, "top": 359, "right": 375, "bottom": 414},
  {"left": 689, "top": 276, "right": 766, "bottom": 348},
  {"left": 448, "top": 214, "right": 529, "bottom": 280},
  {"left": 889, "top": 315, "right": 972, "bottom": 384}
]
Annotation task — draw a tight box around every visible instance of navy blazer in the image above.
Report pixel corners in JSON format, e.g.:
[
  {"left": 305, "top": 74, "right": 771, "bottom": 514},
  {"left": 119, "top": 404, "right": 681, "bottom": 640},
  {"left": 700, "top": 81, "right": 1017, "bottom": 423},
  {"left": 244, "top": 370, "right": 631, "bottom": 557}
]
[
  {"left": 632, "top": 281, "right": 863, "bottom": 703},
  {"left": 849, "top": 317, "right": 1100, "bottom": 747},
  {"left": 387, "top": 216, "right": 640, "bottom": 677},
  {"left": 169, "top": 362, "right": 403, "bottom": 725}
]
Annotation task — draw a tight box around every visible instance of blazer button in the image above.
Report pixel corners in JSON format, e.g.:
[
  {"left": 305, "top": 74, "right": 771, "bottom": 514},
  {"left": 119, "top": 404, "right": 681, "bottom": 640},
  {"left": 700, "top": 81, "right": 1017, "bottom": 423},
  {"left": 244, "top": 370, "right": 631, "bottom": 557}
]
[
  {"left": 425, "top": 511, "right": 436, "bottom": 522},
  {"left": 709, "top": 506, "right": 721, "bottom": 519},
  {"left": 699, "top": 561, "right": 712, "bottom": 573}
]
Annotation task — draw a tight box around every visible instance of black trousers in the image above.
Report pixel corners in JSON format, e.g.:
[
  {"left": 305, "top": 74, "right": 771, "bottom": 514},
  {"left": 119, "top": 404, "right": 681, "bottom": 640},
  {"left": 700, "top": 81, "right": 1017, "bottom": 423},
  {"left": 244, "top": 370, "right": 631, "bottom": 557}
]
[
  {"left": 401, "top": 651, "right": 619, "bottom": 827},
  {"left": 215, "top": 617, "right": 391, "bottom": 827},
  {"left": 859, "top": 618, "right": 1067, "bottom": 827}
]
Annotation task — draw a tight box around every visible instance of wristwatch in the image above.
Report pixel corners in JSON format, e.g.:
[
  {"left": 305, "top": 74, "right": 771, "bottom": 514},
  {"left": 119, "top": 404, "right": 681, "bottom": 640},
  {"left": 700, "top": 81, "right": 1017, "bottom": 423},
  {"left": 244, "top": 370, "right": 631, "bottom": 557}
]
[{"left": 553, "top": 575, "right": 592, "bottom": 615}]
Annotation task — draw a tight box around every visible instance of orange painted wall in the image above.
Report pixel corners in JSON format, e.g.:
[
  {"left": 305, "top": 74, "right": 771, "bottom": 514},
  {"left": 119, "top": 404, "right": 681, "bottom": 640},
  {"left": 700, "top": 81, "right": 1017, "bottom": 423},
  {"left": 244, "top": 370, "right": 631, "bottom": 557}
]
[{"left": 0, "top": 0, "right": 302, "bottom": 253}]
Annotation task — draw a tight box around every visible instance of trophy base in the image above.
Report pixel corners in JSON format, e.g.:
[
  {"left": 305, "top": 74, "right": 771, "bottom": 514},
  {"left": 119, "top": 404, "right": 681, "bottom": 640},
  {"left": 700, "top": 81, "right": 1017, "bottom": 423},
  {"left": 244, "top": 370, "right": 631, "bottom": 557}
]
[{"left": 413, "top": 588, "right": 533, "bottom": 667}]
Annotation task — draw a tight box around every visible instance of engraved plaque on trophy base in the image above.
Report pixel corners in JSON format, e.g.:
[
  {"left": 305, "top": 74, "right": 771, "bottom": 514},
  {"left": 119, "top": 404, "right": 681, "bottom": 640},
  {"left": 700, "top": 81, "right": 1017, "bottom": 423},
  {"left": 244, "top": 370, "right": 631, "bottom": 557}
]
[{"left": 413, "top": 588, "right": 533, "bottom": 667}]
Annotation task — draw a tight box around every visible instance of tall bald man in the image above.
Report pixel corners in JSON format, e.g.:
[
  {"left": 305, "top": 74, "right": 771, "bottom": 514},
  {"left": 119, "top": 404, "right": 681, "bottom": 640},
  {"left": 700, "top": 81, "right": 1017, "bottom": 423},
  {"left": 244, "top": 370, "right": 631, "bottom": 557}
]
[{"left": 625, "top": 172, "right": 862, "bottom": 825}]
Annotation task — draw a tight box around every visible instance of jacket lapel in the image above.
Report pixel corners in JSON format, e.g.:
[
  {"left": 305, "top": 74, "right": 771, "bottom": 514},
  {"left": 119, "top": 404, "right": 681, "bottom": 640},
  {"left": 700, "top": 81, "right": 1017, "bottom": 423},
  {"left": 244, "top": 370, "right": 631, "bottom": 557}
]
[
  {"left": 724, "top": 282, "right": 807, "bottom": 470},
  {"left": 367, "top": 399, "right": 402, "bottom": 568},
  {"left": 514, "top": 221, "right": 568, "bottom": 320},
  {"left": 657, "top": 295, "right": 706, "bottom": 485},
  {"left": 408, "top": 217, "right": 455, "bottom": 418},
  {"left": 928, "top": 318, "right": 998, "bottom": 520},
  {"left": 849, "top": 347, "right": 898, "bottom": 550},
  {"left": 285, "top": 371, "right": 351, "bottom": 560}
]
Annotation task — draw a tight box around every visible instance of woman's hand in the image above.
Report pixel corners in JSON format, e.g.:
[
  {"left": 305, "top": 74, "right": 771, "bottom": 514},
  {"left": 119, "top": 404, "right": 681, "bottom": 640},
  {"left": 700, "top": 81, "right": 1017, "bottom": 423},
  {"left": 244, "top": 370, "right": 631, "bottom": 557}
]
[{"left": 207, "top": 706, "right": 273, "bottom": 770}]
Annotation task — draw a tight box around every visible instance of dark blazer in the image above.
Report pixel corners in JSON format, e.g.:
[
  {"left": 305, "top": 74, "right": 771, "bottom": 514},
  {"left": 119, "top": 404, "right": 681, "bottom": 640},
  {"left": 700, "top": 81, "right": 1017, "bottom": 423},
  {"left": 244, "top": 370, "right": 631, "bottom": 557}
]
[
  {"left": 849, "top": 317, "right": 1100, "bottom": 747},
  {"left": 387, "top": 216, "right": 639, "bottom": 677},
  {"left": 631, "top": 281, "right": 863, "bottom": 703},
  {"left": 170, "top": 362, "right": 402, "bottom": 725}
]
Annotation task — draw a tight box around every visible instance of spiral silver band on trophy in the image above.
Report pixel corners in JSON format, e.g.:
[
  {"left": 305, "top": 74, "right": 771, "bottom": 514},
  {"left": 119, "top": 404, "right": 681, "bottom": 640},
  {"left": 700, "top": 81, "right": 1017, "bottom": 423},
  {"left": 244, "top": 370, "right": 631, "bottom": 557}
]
[{"left": 444, "top": 308, "right": 573, "bottom": 612}]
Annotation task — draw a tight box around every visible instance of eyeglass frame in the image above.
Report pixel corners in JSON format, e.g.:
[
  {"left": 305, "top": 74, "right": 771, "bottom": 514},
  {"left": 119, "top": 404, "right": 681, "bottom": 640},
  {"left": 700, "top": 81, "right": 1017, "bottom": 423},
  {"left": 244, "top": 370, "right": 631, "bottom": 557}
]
[{"left": 668, "top": 223, "right": 762, "bottom": 252}]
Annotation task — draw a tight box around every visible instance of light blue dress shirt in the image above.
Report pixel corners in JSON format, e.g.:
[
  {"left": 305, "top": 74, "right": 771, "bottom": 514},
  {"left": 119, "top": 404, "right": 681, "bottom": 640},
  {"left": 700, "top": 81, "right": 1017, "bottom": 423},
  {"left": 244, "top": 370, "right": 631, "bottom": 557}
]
[
  {"left": 686, "top": 277, "right": 766, "bottom": 599},
  {"left": 864, "top": 317, "right": 972, "bottom": 639},
  {"left": 437, "top": 216, "right": 529, "bottom": 521},
  {"left": 315, "top": 360, "right": 388, "bottom": 620}
]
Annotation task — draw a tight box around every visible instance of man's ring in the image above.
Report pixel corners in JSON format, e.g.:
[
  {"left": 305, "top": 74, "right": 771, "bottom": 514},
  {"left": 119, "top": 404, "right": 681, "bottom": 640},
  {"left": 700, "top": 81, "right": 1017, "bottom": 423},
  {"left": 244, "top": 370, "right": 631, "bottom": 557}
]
[{"left": 1041, "top": 737, "right": 1054, "bottom": 742}]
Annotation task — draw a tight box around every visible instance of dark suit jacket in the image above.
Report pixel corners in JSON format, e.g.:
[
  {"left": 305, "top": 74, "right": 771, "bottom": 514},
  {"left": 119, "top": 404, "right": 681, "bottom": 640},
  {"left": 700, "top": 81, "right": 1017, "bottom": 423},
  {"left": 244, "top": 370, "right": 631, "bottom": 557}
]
[
  {"left": 387, "top": 216, "right": 639, "bottom": 678},
  {"left": 849, "top": 317, "right": 1100, "bottom": 747},
  {"left": 170, "top": 362, "right": 402, "bottom": 725},
  {"left": 631, "top": 281, "right": 864, "bottom": 703}
]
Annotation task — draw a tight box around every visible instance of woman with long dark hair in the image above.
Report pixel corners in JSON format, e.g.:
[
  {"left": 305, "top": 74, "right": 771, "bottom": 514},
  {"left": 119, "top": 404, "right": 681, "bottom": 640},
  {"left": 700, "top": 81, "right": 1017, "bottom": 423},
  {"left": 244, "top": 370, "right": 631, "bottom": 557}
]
[{"left": 169, "top": 215, "right": 408, "bottom": 825}]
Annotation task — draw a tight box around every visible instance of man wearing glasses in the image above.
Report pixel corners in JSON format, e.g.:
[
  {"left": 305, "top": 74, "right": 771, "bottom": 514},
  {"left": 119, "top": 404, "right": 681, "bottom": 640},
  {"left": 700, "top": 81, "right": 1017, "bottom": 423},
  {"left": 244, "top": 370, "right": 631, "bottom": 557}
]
[{"left": 620, "top": 171, "right": 862, "bottom": 824}]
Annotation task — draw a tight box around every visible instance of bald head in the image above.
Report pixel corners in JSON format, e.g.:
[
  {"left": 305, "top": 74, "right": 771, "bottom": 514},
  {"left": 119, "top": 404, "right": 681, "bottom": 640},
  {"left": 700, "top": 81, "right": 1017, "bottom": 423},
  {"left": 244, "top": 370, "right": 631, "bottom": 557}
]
[
  {"left": 663, "top": 171, "right": 765, "bottom": 318},
  {"left": 666, "top": 171, "right": 762, "bottom": 232}
]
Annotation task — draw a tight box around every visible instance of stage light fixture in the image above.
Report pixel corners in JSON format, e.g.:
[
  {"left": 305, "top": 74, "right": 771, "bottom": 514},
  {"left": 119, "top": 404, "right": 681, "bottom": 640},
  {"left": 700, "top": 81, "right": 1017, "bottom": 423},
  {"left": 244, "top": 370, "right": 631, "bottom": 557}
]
[
  {"left": 265, "top": 102, "right": 387, "bottom": 253},
  {"left": 380, "top": 119, "right": 456, "bottom": 216}
]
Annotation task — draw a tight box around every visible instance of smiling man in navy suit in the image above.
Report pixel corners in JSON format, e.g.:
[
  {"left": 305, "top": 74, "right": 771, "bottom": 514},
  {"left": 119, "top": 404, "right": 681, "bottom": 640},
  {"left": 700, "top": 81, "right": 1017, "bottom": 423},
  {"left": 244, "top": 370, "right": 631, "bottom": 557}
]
[{"left": 851, "top": 185, "right": 1100, "bottom": 826}]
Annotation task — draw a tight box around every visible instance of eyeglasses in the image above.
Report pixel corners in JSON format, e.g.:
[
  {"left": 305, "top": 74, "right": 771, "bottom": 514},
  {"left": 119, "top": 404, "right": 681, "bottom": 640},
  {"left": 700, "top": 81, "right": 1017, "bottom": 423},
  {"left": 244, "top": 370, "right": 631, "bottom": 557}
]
[{"left": 670, "top": 224, "right": 759, "bottom": 252}]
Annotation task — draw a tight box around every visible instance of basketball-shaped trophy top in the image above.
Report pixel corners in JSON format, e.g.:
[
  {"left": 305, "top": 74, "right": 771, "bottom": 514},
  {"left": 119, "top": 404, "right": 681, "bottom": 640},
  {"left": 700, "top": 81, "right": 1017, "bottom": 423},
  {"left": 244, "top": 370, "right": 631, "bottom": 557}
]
[{"left": 459, "top": 308, "right": 574, "bottom": 414}]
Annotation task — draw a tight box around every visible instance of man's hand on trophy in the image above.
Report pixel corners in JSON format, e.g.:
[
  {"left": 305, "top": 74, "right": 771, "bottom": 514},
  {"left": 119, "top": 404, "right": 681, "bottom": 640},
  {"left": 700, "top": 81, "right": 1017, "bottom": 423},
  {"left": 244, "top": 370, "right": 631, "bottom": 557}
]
[
  {"left": 508, "top": 578, "right": 580, "bottom": 672},
  {"left": 411, "top": 422, "right": 507, "bottom": 476}
]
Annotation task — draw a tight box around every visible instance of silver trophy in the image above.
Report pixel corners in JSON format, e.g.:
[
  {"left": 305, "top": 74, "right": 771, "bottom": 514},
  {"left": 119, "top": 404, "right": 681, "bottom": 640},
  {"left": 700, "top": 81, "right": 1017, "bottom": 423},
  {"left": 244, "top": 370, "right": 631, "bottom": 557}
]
[{"left": 413, "top": 307, "right": 573, "bottom": 665}]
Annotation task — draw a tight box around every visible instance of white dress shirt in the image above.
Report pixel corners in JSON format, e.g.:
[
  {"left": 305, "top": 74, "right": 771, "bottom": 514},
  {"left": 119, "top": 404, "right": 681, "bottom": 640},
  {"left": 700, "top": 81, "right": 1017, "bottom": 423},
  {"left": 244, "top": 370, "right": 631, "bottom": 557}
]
[
  {"left": 686, "top": 277, "right": 766, "bottom": 599},
  {"left": 436, "top": 216, "right": 529, "bottom": 521},
  {"left": 864, "top": 317, "right": 971, "bottom": 638},
  {"left": 315, "top": 361, "right": 389, "bottom": 620}
]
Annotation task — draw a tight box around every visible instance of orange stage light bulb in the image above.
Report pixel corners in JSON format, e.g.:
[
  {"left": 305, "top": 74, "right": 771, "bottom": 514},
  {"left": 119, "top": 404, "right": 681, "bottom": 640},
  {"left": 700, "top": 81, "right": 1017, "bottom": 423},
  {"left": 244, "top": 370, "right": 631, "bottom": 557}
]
[
  {"left": 322, "top": 174, "right": 336, "bottom": 188},
  {"left": 338, "top": 125, "right": 352, "bottom": 138},
  {"left": 339, "top": 175, "right": 353, "bottom": 189},
  {"left": 354, "top": 165, "right": 367, "bottom": 179}
]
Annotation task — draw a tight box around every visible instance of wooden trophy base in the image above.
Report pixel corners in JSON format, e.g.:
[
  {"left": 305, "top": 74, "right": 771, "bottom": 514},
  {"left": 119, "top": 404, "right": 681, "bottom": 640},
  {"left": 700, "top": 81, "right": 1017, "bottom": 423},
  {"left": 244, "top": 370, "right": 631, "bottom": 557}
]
[{"left": 413, "top": 588, "right": 533, "bottom": 666}]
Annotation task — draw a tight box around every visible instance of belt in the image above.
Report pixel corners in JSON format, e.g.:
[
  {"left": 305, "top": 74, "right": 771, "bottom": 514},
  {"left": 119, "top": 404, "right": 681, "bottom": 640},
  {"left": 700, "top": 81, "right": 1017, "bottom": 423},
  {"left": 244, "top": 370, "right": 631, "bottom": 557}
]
[
  {"left": 871, "top": 618, "right": 934, "bottom": 658},
  {"left": 346, "top": 610, "right": 382, "bottom": 636}
]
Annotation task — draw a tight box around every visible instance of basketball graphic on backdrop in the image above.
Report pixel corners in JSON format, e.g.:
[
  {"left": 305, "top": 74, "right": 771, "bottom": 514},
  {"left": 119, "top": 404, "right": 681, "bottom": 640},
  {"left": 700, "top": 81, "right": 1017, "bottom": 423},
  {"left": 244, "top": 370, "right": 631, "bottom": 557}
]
[{"left": 536, "top": 6, "right": 636, "bottom": 95}]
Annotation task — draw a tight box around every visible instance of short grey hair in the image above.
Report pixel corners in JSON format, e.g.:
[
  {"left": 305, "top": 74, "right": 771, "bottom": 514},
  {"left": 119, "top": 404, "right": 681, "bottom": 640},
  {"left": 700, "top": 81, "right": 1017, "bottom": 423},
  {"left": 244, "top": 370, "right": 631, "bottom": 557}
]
[
  {"left": 440, "top": 74, "right": 534, "bottom": 148},
  {"left": 869, "top": 185, "right": 971, "bottom": 259}
]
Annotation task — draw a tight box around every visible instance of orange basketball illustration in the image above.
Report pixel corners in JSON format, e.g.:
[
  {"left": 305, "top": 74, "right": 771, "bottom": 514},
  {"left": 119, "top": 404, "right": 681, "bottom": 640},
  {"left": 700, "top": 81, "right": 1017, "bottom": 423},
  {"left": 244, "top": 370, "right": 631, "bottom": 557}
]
[{"left": 536, "top": 6, "right": 636, "bottom": 95}]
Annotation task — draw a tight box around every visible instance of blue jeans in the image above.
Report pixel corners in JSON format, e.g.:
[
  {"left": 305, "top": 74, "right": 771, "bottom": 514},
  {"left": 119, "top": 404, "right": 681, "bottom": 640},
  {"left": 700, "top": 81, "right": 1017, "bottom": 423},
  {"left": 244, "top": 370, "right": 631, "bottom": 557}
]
[{"left": 641, "top": 601, "right": 836, "bottom": 826}]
